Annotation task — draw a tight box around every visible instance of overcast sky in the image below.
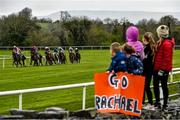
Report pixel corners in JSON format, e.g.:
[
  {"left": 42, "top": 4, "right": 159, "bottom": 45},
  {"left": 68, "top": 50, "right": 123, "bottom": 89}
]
[{"left": 0, "top": 0, "right": 180, "bottom": 16}]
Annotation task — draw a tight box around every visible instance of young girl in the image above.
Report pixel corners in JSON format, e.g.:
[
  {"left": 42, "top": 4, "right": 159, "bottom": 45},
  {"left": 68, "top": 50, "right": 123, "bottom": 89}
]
[
  {"left": 123, "top": 44, "right": 143, "bottom": 75},
  {"left": 153, "top": 25, "right": 174, "bottom": 110},
  {"left": 142, "top": 32, "right": 156, "bottom": 109},
  {"left": 126, "top": 26, "right": 144, "bottom": 60}
]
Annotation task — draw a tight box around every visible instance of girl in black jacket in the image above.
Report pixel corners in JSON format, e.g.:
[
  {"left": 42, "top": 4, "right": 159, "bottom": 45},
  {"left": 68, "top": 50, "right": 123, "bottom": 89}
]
[{"left": 142, "top": 32, "right": 156, "bottom": 110}]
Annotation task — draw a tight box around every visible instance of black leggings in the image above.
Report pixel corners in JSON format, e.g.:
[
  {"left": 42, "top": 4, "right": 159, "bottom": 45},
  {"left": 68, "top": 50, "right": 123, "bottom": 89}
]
[
  {"left": 143, "top": 73, "right": 153, "bottom": 105},
  {"left": 153, "top": 71, "right": 169, "bottom": 106}
]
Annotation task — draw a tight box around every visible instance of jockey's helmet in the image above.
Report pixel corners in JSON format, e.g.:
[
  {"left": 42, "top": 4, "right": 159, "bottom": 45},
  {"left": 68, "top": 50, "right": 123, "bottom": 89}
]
[{"left": 45, "top": 47, "right": 49, "bottom": 49}]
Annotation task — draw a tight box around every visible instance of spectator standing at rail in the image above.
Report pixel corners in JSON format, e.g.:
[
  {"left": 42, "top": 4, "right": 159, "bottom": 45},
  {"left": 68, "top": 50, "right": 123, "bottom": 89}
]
[
  {"left": 153, "top": 25, "right": 175, "bottom": 110},
  {"left": 123, "top": 44, "right": 143, "bottom": 75},
  {"left": 142, "top": 32, "right": 156, "bottom": 110},
  {"left": 126, "top": 26, "right": 144, "bottom": 60},
  {"left": 106, "top": 42, "right": 127, "bottom": 73}
]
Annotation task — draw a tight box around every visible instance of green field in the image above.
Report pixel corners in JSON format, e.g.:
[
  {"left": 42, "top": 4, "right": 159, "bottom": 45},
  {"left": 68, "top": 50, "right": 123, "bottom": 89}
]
[{"left": 0, "top": 50, "right": 180, "bottom": 114}]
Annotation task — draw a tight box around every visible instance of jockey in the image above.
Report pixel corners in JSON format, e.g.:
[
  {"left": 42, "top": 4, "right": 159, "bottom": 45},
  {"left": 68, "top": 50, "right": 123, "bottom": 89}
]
[
  {"left": 75, "top": 48, "right": 79, "bottom": 53},
  {"left": 31, "top": 45, "right": 38, "bottom": 55},
  {"left": 13, "top": 46, "right": 21, "bottom": 55},
  {"left": 59, "top": 47, "right": 65, "bottom": 53},
  {"left": 69, "top": 47, "right": 74, "bottom": 53},
  {"left": 54, "top": 47, "right": 59, "bottom": 53},
  {"left": 45, "top": 47, "right": 51, "bottom": 55}
]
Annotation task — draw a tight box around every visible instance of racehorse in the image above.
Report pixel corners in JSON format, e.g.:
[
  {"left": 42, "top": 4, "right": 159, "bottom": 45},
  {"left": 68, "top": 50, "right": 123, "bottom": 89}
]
[
  {"left": 69, "top": 52, "right": 75, "bottom": 64},
  {"left": 12, "top": 52, "right": 26, "bottom": 67},
  {"left": 53, "top": 52, "right": 59, "bottom": 63},
  {"left": 59, "top": 52, "right": 67, "bottom": 64},
  {"left": 30, "top": 53, "right": 43, "bottom": 66},
  {"left": 45, "top": 52, "right": 56, "bottom": 65},
  {"left": 75, "top": 52, "right": 81, "bottom": 63}
]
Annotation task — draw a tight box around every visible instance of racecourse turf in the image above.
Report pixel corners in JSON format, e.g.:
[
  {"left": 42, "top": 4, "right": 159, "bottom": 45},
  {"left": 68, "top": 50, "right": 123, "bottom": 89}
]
[{"left": 0, "top": 50, "right": 180, "bottom": 114}]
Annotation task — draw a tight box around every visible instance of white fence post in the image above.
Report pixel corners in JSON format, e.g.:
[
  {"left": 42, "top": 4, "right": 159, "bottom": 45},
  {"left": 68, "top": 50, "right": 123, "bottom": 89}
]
[
  {"left": 3, "top": 56, "right": 5, "bottom": 69},
  {"left": 159, "top": 85, "right": 163, "bottom": 105},
  {"left": 82, "top": 86, "right": 86, "bottom": 110},
  {"left": 170, "top": 71, "right": 173, "bottom": 82},
  {"left": 19, "top": 93, "right": 22, "bottom": 110}
]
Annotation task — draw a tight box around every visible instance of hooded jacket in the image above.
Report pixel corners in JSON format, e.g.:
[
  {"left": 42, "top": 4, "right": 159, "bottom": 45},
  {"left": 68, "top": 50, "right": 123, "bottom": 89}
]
[
  {"left": 154, "top": 37, "right": 175, "bottom": 72},
  {"left": 126, "top": 26, "right": 144, "bottom": 60},
  {"left": 107, "top": 51, "right": 127, "bottom": 73},
  {"left": 126, "top": 55, "right": 143, "bottom": 75}
]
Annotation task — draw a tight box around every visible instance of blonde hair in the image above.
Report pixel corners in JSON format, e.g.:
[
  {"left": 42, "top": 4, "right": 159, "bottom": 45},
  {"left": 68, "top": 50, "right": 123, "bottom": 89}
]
[
  {"left": 110, "top": 42, "right": 121, "bottom": 53},
  {"left": 143, "top": 32, "right": 156, "bottom": 56}
]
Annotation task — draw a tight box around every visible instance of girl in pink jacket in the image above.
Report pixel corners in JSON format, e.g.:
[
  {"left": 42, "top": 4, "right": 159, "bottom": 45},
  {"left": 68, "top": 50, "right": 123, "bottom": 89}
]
[{"left": 126, "top": 26, "right": 144, "bottom": 60}]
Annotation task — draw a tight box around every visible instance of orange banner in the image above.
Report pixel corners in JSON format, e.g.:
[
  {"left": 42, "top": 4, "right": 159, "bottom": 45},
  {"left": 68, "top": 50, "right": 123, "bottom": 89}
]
[{"left": 94, "top": 72, "right": 145, "bottom": 116}]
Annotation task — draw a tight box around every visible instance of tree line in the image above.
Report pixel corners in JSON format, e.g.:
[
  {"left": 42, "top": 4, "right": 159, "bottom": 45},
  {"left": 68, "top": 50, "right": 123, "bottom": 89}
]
[{"left": 0, "top": 8, "right": 180, "bottom": 46}]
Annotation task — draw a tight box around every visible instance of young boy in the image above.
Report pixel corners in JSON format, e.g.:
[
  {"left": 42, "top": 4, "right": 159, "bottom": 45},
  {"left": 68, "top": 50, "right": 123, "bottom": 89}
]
[
  {"left": 106, "top": 42, "right": 127, "bottom": 73},
  {"left": 123, "top": 44, "right": 143, "bottom": 75}
]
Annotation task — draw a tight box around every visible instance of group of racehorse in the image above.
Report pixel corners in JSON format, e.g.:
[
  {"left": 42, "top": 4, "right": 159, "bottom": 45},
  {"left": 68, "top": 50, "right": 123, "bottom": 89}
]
[{"left": 12, "top": 49, "right": 81, "bottom": 67}]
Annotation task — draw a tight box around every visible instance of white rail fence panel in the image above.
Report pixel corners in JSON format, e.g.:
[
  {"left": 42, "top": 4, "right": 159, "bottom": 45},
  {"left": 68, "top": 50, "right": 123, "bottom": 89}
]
[
  {"left": 0, "top": 82, "right": 94, "bottom": 110},
  {"left": 0, "top": 73, "right": 179, "bottom": 111}
]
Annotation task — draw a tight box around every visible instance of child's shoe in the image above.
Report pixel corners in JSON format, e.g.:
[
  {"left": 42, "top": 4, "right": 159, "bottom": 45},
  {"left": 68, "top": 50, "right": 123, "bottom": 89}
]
[
  {"left": 143, "top": 103, "right": 155, "bottom": 110},
  {"left": 162, "top": 105, "right": 168, "bottom": 112},
  {"left": 154, "top": 103, "right": 161, "bottom": 109}
]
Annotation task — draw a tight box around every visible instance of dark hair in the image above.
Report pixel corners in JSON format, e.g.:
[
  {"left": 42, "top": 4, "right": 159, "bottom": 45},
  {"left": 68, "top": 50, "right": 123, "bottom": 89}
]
[{"left": 123, "top": 44, "right": 135, "bottom": 54}]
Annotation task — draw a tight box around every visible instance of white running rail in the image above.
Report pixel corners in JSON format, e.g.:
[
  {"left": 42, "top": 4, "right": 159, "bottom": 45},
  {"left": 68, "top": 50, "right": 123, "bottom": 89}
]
[
  {"left": 0, "top": 82, "right": 94, "bottom": 110},
  {"left": 0, "top": 76, "right": 179, "bottom": 111}
]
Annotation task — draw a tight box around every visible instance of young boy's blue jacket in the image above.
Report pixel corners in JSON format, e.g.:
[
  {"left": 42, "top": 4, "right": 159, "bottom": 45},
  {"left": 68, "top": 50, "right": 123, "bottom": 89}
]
[
  {"left": 107, "top": 51, "right": 127, "bottom": 73},
  {"left": 126, "top": 55, "right": 143, "bottom": 75}
]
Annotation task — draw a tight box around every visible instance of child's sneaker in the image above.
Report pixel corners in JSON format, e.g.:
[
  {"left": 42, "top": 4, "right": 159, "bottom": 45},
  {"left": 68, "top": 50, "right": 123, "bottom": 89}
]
[
  {"left": 154, "top": 103, "right": 161, "bottom": 109},
  {"left": 143, "top": 103, "right": 155, "bottom": 110},
  {"left": 162, "top": 105, "right": 168, "bottom": 112}
]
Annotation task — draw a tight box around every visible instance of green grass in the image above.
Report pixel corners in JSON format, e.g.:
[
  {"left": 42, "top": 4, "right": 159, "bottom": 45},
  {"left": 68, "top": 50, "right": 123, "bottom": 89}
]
[{"left": 0, "top": 50, "right": 180, "bottom": 115}]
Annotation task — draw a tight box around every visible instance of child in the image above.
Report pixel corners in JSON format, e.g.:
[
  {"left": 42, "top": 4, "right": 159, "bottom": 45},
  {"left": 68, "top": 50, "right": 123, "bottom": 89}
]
[
  {"left": 153, "top": 25, "right": 175, "bottom": 110},
  {"left": 126, "top": 26, "right": 144, "bottom": 60},
  {"left": 142, "top": 32, "right": 156, "bottom": 109},
  {"left": 123, "top": 44, "right": 143, "bottom": 75},
  {"left": 106, "top": 42, "right": 127, "bottom": 73}
]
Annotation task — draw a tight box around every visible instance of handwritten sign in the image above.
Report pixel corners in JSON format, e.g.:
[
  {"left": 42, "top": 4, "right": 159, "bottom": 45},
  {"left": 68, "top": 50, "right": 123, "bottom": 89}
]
[{"left": 94, "top": 72, "right": 145, "bottom": 116}]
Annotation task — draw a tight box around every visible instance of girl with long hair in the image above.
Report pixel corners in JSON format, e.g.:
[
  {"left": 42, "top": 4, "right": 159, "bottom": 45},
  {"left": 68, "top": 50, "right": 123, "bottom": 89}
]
[{"left": 142, "top": 32, "right": 156, "bottom": 110}]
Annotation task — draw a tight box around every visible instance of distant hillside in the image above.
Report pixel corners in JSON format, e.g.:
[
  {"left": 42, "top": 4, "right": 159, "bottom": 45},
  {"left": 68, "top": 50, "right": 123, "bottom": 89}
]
[{"left": 37, "top": 10, "right": 180, "bottom": 23}]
